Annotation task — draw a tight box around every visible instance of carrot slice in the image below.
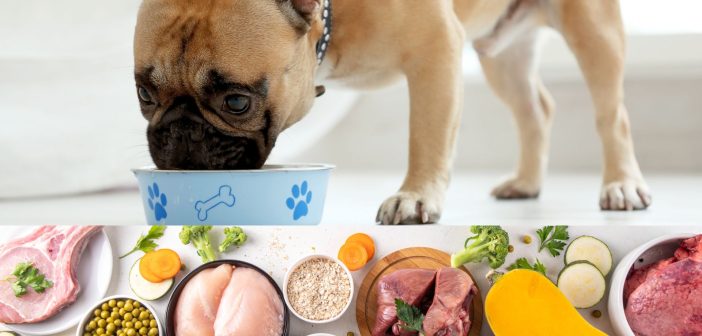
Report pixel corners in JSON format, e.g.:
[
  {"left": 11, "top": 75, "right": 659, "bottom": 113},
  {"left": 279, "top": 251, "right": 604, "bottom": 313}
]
[
  {"left": 139, "top": 254, "right": 164, "bottom": 283},
  {"left": 148, "top": 249, "right": 182, "bottom": 279},
  {"left": 338, "top": 242, "right": 369, "bottom": 271},
  {"left": 346, "top": 233, "right": 376, "bottom": 260}
]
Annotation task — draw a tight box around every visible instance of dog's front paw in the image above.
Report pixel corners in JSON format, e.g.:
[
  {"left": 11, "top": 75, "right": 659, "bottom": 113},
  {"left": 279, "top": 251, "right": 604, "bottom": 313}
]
[
  {"left": 376, "top": 191, "right": 442, "bottom": 225},
  {"left": 600, "top": 179, "right": 652, "bottom": 211},
  {"left": 491, "top": 176, "right": 541, "bottom": 199}
]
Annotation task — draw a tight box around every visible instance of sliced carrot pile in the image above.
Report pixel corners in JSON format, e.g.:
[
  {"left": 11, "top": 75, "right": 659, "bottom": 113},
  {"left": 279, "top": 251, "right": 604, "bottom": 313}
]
[
  {"left": 338, "top": 242, "right": 369, "bottom": 271},
  {"left": 338, "top": 233, "right": 376, "bottom": 271},
  {"left": 346, "top": 233, "right": 375, "bottom": 260},
  {"left": 139, "top": 249, "right": 182, "bottom": 283}
]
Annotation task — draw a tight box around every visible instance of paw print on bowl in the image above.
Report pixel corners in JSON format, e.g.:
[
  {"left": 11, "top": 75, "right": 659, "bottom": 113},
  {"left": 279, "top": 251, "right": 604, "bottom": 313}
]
[
  {"left": 286, "top": 181, "right": 312, "bottom": 220},
  {"left": 147, "top": 182, "right": 168, "bottom": 221}
]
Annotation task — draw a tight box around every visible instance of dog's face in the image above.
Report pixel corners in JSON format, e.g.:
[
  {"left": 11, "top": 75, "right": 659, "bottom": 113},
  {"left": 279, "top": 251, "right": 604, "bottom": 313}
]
[{"left": 134, "top": 0, "right": 323, "bottom": 169}]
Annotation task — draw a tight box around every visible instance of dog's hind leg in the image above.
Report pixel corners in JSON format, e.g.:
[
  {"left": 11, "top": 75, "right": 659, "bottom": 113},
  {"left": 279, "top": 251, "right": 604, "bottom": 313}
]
[
  {"left": 548, "top": 0, "right": 651, "bottom": 210},
  {"left": 479, "top": 27, "right": 554, "bottom": 199}
]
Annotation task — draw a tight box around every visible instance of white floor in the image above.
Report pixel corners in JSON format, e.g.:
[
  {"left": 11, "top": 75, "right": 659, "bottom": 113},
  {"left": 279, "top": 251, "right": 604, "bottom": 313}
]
[{"left": 1, "top": 172, "right": 700, "bottom": 226}]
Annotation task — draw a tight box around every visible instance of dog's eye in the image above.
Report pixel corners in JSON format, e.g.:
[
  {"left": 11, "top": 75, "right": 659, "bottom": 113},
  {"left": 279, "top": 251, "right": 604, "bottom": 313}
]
[
  {"left": 224, "top": 94, "right": 251, "bottom": 115},
  {"left": 137, "top": 86, "right": 153, "bottom": 103}
]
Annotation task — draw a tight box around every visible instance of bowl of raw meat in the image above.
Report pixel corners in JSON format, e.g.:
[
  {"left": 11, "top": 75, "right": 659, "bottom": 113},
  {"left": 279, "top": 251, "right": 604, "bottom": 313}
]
[
  {"left": 165, "top": 260, "right": 290, "bottom": 336},
  {"left": 133, "top": 164, "right": 333, "bottom": 225},
  {"left": 609, "top": 233, "right": 701, "bottom": 336}
]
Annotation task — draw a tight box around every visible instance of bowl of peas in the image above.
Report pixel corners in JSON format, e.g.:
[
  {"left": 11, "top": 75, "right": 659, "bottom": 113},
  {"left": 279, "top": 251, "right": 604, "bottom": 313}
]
[{"left": 77, "top": 296, "right": 162, "bottom": 336}]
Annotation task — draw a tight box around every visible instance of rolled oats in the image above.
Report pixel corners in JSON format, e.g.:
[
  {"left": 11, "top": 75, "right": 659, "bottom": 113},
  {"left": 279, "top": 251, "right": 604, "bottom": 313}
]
[{"left": 287, "top": 257, "right": 352, "bottom": 321}]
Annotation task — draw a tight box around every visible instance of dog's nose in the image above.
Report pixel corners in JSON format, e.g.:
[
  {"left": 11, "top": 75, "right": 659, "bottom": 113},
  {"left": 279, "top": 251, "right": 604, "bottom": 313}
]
[{"left": 159, "top": 95, "right": 203, "bottom": 125}]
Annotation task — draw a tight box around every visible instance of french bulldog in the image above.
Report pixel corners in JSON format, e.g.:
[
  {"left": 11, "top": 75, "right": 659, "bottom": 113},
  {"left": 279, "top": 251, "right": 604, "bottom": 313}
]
[{"left": 134, "top": 0, "right": 651, "bottom": 225}]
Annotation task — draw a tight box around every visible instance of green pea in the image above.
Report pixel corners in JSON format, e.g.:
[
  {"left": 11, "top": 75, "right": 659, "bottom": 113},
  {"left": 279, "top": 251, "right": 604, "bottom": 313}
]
[
  {"left": 102, "top": 303, "right": 109, "bottom": 310},
  {"left": 98, "top": 319, "right": 107, "bottom": 328},
  {"left": 114, "top": 319, "right": 122, "bottom": 327},
  {"left": 139, "top": 311, "right": 149, "bottom": 320},
  {"left": 88, "top": 320, "right": 97, "bottom": 330},
  {"left": 96, "top": 327, "right": 105, "bottom": 335},
  {"left": 117, "top": 301, "right": 125, "bottom": 308},
  {"left": 148, "top": 328, "right": 158, "bottom": 336},
  {"left": 94, "top": 309, "right": 102, "bottom": 317},
  {"left": 127, "top": 329, "right": 137, "bottom": 336},
  {"left": 134, "top": 321, "right": 142, "bottom": 329},
  {"left": 124, "top": 322, "right": 134, "bottom": 329},
  {"left": 134, "top": 301, "right": 141, "bottom": 308},
  {"left": 101, "top": 311, "right": 110, "bottom": 319},
  {"left": 119, "top": 308, "right": 126, "bottom": 315},
  {"left": 107, "top": 323, "right": 116, "bottom": 332},
  {"left": 149, "top": 320, "right": 157, "bottom": 328}
]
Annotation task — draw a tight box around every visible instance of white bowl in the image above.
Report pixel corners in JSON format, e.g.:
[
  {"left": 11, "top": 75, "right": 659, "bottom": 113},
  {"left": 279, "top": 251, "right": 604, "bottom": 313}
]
[
  {"left": 284, "top": 255, "right": 354, "bottom": 324},
  {"left": 76, "top": 295, "right": 163, "bottom": 336},
  {"left": 608, "top": 233, "right": 696, "bottom": 336}
]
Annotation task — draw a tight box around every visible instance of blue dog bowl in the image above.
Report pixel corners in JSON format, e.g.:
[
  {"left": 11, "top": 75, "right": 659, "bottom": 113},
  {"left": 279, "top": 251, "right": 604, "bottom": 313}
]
[{"left": 133, "top": 164, "right": 334, "bottom": 225}]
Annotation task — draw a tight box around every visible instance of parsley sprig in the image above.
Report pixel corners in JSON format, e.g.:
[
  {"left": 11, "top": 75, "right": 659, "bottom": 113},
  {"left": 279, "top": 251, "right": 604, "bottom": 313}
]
[
  {"left": 395, "top": 298, "right": 424, "bottom": 334},
  {"left": 536, "top": 226, "right": 569, "bottom": 257},
  {"left": 6, "top": 262, "right": 53, "bottom": 297},
  {"left": 507, "top": 257, "right": 547, "bottom": 276},
  {"left": 119, "top": 226, "right": 166, "bottom": 259}
]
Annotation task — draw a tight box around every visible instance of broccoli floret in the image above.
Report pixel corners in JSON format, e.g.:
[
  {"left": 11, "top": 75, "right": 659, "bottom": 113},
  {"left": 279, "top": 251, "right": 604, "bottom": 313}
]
[
  {"left": 451, "top": 225, "right": 510, "bottom": 269},
  {"left": 219, "top": 226, "right": 247, "bottom": 253},
  {"left": 179, "top": 226, "right": 217, "bottom": 263}
]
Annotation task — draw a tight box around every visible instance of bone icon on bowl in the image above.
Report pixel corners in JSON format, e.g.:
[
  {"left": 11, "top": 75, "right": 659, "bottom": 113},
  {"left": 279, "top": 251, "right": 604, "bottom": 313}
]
[{"left": 194, "top": 185, "right": 236, "bottom": 221}]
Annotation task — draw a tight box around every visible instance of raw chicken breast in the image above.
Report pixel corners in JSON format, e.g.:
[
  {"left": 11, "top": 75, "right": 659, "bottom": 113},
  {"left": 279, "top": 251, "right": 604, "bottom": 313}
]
[
  {"left": 214, "top": 267, "right": 284, "bottom": 336},
  {"left": 175, "top": 264, "right": 234, "bottom": 336}
]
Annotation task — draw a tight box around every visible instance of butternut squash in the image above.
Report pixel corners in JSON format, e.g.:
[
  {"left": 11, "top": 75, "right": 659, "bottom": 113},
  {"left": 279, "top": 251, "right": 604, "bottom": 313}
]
[{"left": 485, "top": 269, "right": 607, "bottom": 336}]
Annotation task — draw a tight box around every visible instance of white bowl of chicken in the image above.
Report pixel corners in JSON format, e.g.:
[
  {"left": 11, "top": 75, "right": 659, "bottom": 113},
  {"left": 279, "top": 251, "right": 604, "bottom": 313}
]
[
  {"left": 609, "top": 233, "right": 702, "bottom": 336},
  {"left": 165, "top": 260, "right": 289, "bottom": 336}
]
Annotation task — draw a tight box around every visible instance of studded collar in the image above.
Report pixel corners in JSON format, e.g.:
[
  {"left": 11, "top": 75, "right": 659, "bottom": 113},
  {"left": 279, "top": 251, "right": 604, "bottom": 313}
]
[{"left": 315, "top": 0, "right": 332, "bottom": 65}]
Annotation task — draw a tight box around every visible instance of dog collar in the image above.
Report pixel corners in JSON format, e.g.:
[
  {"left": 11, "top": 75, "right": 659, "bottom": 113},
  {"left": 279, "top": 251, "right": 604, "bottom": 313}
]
[{"left": 316, "top": 0, "right": 332, "bottom": 65}]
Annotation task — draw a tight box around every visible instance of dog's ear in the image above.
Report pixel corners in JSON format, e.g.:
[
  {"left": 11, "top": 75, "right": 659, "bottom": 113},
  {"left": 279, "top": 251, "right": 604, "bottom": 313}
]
[{"left": 278, "top": 0, "right": 322, "bottom": 32}]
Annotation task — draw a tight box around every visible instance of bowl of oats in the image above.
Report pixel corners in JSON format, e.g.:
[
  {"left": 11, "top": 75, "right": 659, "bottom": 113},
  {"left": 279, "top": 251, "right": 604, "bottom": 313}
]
[{"left": 284, "top": 255, "right": 354, "bottom": 324}]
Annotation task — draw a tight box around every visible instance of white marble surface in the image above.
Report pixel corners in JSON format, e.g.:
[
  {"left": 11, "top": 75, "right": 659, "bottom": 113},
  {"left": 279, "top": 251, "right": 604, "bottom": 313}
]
[
  {"left": 1, "top": 225, "right": 701, "bottom": 336},
  {"left": 1, "top": 172, "right": 700, "bottom": 226}
]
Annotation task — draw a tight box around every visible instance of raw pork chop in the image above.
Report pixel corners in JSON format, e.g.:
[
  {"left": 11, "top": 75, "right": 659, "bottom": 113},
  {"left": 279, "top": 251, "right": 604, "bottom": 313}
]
[
  {"left": 423, "top": 268, "right": 476, "bottom": 336},
  {"left": 625, "top": 258, "right": 702, "bottom": 336},
  {"left": 213, "top": 267, "right": 284, "bottom": 336},
  {"left": 0, "top": 226, "right": 101, "bottom": 324},
  {"left": 372, "top": 269, "right": 437, "bottom": 336},
  {"left": 174, "top": 264, "right": 234, "bottom": 336}
]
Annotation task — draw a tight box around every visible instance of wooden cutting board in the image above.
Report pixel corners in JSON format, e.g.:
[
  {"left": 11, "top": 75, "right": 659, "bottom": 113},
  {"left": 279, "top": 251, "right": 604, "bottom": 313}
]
[{"left": 356, "top": 247, "right": 484, "bottom": 336}]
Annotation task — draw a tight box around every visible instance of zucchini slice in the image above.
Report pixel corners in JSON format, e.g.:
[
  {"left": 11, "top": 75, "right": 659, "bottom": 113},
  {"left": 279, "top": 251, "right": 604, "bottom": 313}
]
[
  {"left": 557, "top": 261, "right": 606, "bottom": 309},
  {"left": 129, "top": 259, "right": 174, "bottom": 301},
  {"left": 564, "top": 236, "right": 613, "bottom": 276}
]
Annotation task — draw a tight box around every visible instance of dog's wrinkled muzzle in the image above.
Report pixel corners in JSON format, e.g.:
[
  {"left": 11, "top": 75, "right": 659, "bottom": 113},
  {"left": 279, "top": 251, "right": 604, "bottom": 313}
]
[{"left": 146, "top": 98, "right": 263, "bottom": 170}]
